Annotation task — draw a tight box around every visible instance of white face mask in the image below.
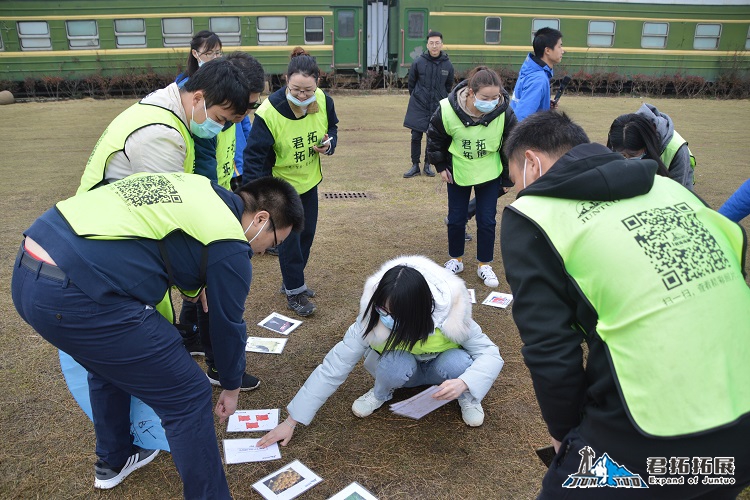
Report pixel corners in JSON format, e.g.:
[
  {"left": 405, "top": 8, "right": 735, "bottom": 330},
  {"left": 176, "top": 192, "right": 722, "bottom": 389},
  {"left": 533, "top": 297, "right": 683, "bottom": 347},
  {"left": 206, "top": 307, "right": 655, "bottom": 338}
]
[
  {"left": 522, "top": 155, "right": 543, "bottom": 189},
  {"left": 244, "top": 218, "right": 268, "bottom": 244}
]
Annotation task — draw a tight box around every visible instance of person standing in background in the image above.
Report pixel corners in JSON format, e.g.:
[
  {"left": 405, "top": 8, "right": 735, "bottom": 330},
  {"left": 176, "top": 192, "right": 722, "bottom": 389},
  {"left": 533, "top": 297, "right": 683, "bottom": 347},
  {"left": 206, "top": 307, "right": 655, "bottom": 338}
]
[
  {"left": 403, "top": 31, "right": 454, "bottom": 178},
  {"left": 510, "top": 27, "right": 563, "bottom": 122}
]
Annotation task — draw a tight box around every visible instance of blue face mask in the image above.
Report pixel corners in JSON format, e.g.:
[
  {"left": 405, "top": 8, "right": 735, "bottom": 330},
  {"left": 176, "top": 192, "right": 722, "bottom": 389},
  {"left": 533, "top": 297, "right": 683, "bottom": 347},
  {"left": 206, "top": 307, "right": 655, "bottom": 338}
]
[
  {"left": 474, "top": 96, "right": 499, "bottom": 113},
  {"left": 190, "top": 99, "right": 224, "bottom": 139},
  {"left": 287, "top": 91, "right": 317, "bottom": 107},
  {"left": 375, "top": 306, "right": 395, "bottom": 330}
]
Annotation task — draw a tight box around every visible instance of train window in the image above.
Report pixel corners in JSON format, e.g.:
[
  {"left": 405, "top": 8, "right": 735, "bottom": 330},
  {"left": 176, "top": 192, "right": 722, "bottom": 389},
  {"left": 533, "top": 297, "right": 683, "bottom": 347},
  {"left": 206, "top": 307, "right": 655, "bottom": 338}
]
[
  {"left": 746, "top": 25, "right": 750, "bottom": 50},
  {"left": 162, "top": 18, "right": 193, "bottom": 47},
  {"left": 588, "top": 21, "right": 615, "bottom": 47},
  {"left": 694, "top": 24, "right": 721, "bottom": 50},
  {"left": 114, "top": 19, "right": 147, "bottom": 48},
  {"left": 305, "top": 17, "right": 324, "bottom": 44},
  {"left": 66, "top": 20, "right": 99, "bottom": 49},
  {"left": 532, "top": 19, "right": 560, "bottom": 42},
  {"left": 0, "top": 32, "right": 4, "bottom": 51},
  {"left": 641, "top": 22, "right": 668, "bottom": 49},
  {"left": 485, "top": 17, "right": 501, "bottom": 44},
  {"left": 257, "top": 16, "right": 288, "bottom": 45},
  {"left": 408, "top": 12, "right": 425, "bottom": 39},
  {"left": 210, "top": 17, "right": 241, "bottom": 46},
  {"left": 337, "top": 11, "right": 355, "bottom": 38},
  {"left": 17, "top": 21, "right": 52, "bottom": 51}
]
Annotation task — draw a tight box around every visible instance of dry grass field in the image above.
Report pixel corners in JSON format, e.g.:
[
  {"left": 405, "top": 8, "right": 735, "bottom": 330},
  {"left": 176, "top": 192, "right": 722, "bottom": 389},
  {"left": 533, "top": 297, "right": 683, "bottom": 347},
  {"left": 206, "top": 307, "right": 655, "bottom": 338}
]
[{"left": 0, "top": 93, "right": 748, "bottom": 499}]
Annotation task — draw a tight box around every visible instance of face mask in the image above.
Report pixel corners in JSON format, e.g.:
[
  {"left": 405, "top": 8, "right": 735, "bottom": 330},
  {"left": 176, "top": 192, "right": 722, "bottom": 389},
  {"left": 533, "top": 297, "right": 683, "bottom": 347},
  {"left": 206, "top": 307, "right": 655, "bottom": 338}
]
[
  {"left": 625, "top": 153, "right": 645, "bottom": 160},
  {"left": 379, "top": 313, "right": 395, "bottom": 330},
  {"left": 197, "top": 58, "right": 205, "bottom": 68},
  {"left": 287, "top": 91, "right": 316, "bottom": 107},
  {"left": 190, "top": 99, "right": 223, "bottom": 139},
  {"left": 522, "top": 155, "right": 543, "bottom": 189},
  {"left": 244, "top": 218, "right": 268, "bottom": 244},
  {"left": 474, "top": 97, "right": 499, "bottom": 113}
]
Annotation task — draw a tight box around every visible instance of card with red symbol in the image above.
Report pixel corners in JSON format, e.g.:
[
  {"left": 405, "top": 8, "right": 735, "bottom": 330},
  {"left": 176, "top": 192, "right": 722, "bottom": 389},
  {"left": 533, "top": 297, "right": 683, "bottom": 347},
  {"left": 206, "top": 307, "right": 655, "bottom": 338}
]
[{"left": 227, "top": 409, "right": 280, "bottom": 432}]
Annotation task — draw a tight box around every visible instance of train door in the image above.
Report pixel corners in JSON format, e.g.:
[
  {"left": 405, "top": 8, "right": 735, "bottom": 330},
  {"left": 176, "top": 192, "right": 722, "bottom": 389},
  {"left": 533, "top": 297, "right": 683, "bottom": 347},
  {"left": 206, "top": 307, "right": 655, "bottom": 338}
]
[
  {"left": 398, "top": 7, "right": 428, "bottom": 76},
  {"left": 366, "top": 1, "right": 388, "bottom": 69},
  {"left": 332, "top": 7, "right": 363, "bottom": 72}
]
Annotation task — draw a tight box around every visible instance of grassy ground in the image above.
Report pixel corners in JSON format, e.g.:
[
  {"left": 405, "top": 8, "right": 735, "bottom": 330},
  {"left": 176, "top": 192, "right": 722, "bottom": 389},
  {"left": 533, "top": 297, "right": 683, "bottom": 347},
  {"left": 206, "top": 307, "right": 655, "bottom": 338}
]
[{"left": 0, "top": 93, "right": 748, "bottom": 499}]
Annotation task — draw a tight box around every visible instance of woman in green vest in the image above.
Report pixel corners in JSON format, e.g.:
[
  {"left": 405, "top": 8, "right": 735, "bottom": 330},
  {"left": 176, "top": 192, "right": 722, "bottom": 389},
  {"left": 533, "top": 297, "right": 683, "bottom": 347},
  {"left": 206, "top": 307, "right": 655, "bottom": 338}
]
[
  {"left": 255, "top": 256, "right": 504, "bottom": 448},
  {"left": 426, "top": 67, "right": 517, "bottom": 288},
  {"left": 242, "top": 47, "right": 339, "bottom": 317}
]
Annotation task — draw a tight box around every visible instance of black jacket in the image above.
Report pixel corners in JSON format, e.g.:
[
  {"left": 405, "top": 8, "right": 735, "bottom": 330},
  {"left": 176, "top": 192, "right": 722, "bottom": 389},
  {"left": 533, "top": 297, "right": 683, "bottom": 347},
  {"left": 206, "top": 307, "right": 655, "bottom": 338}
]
[
  {"left": 425, "top": 80, "right": 516, "bottom": 187},
  {"left": 501, "top": 143, "right": 750, "bottom": 468},
  {"left": 403, "top": 51, "right": 454, "bottom": 132}
]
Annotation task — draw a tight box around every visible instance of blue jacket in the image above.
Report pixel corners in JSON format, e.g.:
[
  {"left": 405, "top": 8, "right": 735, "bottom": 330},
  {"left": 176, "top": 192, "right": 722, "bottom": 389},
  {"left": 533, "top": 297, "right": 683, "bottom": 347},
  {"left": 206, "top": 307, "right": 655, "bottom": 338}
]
[
  {"left": 242, "top": 86, "right": 339, "bottom": 186},
  {"left": 510, "top": 53, "right": 553, "bottom": 122},
  {"left": 719, "top": 178, "right": 750, "bottom": 222},
  {"left": 24, "top": 183, "right": 253, "bottom": 390}
]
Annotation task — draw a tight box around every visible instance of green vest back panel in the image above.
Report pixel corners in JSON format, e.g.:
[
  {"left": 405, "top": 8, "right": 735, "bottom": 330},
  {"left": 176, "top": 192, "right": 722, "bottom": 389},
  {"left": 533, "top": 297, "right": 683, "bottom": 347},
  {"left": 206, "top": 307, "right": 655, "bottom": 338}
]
[
  {"left": 373, "top": 327, "right": 461, "bottom": 356},
  {"left": 440, "top": 99, "right": 505, "bottom": 186},
  {"left": 661, "top": 131, "right": 696, "bottom": 185},
  {"left": 511, "top": 177, "right": 750, "bottom": 437},
  {"left": 256, "top": 88, "right": 328, "bottom": 194},
  {"left": 78, "top": 102, "right": 195, "bottom": 194},
  {"left": 215, "top": 124, "right": 236, "bottom": 190}
]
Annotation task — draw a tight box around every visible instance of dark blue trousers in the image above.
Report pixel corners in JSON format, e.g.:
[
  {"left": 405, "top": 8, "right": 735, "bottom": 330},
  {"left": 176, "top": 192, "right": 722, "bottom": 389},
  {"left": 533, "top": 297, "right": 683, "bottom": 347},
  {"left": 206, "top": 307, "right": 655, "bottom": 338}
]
[
  {"left": 12, "top": 250, "right": 231, "bottom": 499},
  {"left": 446, "top": 176, "right": 502, "bottom": 263},
  {"left": 279, "top": 185, "right": 318, "bottom": 294}
]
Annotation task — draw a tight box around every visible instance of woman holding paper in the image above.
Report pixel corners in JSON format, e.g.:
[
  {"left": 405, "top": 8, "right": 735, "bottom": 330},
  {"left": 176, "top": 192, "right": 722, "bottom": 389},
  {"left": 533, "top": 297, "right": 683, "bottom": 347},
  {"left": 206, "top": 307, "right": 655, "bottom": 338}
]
[{"left": 258, "top": 255, "right": 503, "bottom": 448}]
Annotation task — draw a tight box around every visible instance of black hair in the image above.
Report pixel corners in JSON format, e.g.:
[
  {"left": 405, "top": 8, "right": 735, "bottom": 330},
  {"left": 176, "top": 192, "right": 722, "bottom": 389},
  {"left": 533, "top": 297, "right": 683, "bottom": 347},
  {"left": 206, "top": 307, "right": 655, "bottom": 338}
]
[
  {"left": 427, "top": 31, "right": 443, "bottom": 41},
  {"left": 607, "top": 114, "right": 669, "bottom": 176},
  {"left": 503, "top": 111, "right": 590, "bottom": 163},
  {"left": 363, "top": 265, "right": 435, "bottom": 352},
  {"left": 533, "top": 27, "right": 563, "bottom": 59},
  {"left": 224, "top": 51, "right": 266, "bottom": 94},
  {"left": 236, "top": 177, "right": 304, "bottom": 233},
  {"left": 287, "top": 47, "right": 320, "bottom": 81},
  {"left": 185, "top": 30, "right": 222, "bottom": 77},
  {"left": 183, "top": 58, "right": 250, "bottom": 116},
  {"left": 467, "top": 66, "right": 503, "bottom": 94}
]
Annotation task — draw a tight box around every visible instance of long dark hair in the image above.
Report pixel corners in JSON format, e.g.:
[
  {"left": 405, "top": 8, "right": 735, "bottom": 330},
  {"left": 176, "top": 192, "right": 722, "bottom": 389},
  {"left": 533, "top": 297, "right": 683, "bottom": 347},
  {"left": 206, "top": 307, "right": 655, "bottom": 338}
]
[
  {"left": 607, "top": 114, "right": 669, "bottom": 177},
  {"left": 185, "top": 30, "right": 222, "bottom": 78},
  {"left": 363, "top": 265, "right": 435, "bottom": 352},
  {"left": 287, "top": 46, "right": 320, "bottom": 81}
]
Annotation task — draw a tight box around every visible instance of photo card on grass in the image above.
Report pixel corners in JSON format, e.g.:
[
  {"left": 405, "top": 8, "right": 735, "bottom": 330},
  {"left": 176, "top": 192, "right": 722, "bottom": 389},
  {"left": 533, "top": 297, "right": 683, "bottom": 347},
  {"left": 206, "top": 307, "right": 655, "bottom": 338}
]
[
  {"left": 253, "top": 460, "right": 322, "bottom": 500},
  {"left": 258, "top": 312, "right": 302, "bottom": 335},
  {"left": 227, "top": 409, "right": 279, "bottom": 432},
  {"left": 246, "top": 337, "right": 288, "bottom": 354},
  {"left": 327, "top": 481, "right": 379, "bottom": 500},
  {"left": 481, "top": 291, "right": 513, "bottom": 309}
]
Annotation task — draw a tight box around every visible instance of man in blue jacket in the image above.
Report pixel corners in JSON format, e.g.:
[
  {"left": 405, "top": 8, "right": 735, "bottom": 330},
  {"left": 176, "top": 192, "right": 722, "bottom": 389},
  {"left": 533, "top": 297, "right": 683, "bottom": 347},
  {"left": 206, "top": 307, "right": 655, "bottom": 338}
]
[{"left": 510, "top": 27, "right": 564, "bottom": 122}]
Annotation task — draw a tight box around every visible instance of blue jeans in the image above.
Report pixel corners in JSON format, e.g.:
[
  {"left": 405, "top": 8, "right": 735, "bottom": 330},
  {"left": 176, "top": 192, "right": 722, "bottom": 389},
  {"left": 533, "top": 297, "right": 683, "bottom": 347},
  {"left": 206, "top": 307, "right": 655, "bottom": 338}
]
[
  {"left": 280, "top": 185, "right": 318, "bottom": 295},
  {"left": 11, "top": 249, "right": 231, "bottom": 500},
  {"left": 446, "top": 176, "right": 502, "bottom": 263},
  {"left": 372, "top": 349, "right": 473, "bottom": 401}
]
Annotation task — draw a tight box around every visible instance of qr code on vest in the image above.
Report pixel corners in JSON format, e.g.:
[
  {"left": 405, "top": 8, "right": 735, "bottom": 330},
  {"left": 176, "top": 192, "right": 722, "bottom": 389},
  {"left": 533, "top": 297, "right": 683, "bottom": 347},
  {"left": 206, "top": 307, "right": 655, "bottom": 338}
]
[
  {"left": 113, "top": 175, "right": 182, "bottom": 207},
  {"left": 621, "top": 202, "right": 730, "bottom": 290}
]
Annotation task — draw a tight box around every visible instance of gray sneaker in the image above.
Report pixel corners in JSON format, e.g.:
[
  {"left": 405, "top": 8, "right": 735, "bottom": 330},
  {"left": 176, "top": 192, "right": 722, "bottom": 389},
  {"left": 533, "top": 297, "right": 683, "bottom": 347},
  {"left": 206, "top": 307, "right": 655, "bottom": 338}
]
[
  {"left": 287, "top": 292, "right": 316, "bottom": 317},
  {"left": 94, "top": 446, "right": 159, "bottom": 490}
]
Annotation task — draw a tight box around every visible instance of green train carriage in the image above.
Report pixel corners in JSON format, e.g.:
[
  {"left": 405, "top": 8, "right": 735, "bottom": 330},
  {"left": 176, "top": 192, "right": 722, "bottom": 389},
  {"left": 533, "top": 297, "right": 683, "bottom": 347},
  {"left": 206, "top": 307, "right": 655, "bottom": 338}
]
[{"left": 0, "top": 0, "right": 748, "bottom": 91}]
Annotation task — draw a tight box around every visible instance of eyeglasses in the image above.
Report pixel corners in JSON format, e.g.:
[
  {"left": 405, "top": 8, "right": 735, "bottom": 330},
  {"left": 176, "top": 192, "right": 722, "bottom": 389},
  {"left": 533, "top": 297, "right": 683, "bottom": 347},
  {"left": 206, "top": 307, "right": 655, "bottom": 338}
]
[
  {"left": 374, "top": 305, "right": 390, "bottom": 317},
  {"left": 268, "top": 215, "right": 278, "bottom": 248},
  {"left": 248, "top": 97, "right": 263, "bottom": 110},
  {"left": 199, "top": 50, "right": 223, "bottom": 59},
  {"left": 427, "top": 41, "right": 442, "bottom": 47}
]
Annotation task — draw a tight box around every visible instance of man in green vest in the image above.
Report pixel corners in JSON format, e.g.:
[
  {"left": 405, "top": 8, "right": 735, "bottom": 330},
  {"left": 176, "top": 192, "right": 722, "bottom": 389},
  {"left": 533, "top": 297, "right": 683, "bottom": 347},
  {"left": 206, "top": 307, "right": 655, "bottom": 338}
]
[
  {"left": 78, "top": 57, "right": 254, "bottom": 193},
  {"left": 500, "top": 111, "right": 750, "bottom": 498},
  {"left": 12, "top": 174, "right": 304, "bottom": 497}
]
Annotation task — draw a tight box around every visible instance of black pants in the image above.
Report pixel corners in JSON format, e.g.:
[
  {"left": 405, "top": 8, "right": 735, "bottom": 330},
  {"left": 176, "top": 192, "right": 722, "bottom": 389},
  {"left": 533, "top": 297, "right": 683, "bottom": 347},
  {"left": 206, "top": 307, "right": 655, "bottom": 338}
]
[{"left": 410, "top": 129, "right": 429, "bottom": 165}]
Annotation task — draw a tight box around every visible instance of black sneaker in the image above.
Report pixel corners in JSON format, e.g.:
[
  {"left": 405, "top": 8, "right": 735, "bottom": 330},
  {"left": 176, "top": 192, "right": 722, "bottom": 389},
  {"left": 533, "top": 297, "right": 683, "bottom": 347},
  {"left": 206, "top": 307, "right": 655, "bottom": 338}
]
[
  {"left": 206, "top": 366, "right": 261, "bottom": 391},
  {"left": 94, "top": 446, "right": 159, "bottom": 490},
  {"left": 465, "top": 232, "right": 473, "bottom": 241},
  {"left": 178, "top": 325, "right": 204, "bottom": 356},
  {"left": 279, "top": 285, "right": 316, "bottom": 298},
  {"left": 287, "top": 292, "right": 317, "bottom": 317}
]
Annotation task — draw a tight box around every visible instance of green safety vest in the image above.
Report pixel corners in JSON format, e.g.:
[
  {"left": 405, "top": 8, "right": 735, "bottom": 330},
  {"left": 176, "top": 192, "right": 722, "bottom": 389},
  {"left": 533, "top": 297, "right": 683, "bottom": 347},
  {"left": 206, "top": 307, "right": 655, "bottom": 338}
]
[
  {"left": 372, "top": 327, "right": 461, "bottom": 356},
  {"left": 256, "top": 88, "right": 328, "bottom": 194},
  {"left": 59, "top": 172, "right": 248, "bottom": 322},
  {"left": 78, "top": 102, "right": 195, "bottom": 194},
  {"left": 510, "top": 177, "right": 750, "bottom": 437},
  {"left": 215, "top": 124, "right": 236, "bottom": 190},
  {"left": 440, "top": 99, "right": 505, "bottom": 186},
  {"left": 662, "top": 130, "right": 696, "bottom": 185}
]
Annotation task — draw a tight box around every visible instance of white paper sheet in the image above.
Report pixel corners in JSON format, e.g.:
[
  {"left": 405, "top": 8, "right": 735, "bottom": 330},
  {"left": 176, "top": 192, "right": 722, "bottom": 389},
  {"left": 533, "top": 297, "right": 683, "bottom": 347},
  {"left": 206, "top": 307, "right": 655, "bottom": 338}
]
[
  {"left": 223, "top": 438, "right": 281, "bottom": 464},
  {"left": 246, "top": 336, "right": 288, "bottom": 354},
  {"left": 389, "top": 386, "right": 451, "bottom": 419},
  {"left": 227, "top": 409, "right": 279, "bottom": 432}
]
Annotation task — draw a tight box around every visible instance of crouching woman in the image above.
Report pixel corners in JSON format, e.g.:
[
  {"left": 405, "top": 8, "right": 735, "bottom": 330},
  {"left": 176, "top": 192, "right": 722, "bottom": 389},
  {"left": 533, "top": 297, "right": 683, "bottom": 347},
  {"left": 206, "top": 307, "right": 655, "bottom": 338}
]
[{"left": 258, "top": 255, "right": 503, "bottom": 448}]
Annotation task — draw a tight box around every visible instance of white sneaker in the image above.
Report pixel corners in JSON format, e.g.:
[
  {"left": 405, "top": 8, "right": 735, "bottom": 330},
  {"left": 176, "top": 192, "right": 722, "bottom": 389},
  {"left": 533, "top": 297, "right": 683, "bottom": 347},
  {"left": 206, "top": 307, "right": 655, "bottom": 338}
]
[
  {"left": 444, "top": 259, "right": 464, "bottom": 274},
  {"left": 477, "top": 264, "right": 499, "bottom": 287},
  {"left": 352, "top": 388, "right": 387, "bottom": 418},
  {"left": 458, "top": 396, "right": 485, "bottom": 427}
]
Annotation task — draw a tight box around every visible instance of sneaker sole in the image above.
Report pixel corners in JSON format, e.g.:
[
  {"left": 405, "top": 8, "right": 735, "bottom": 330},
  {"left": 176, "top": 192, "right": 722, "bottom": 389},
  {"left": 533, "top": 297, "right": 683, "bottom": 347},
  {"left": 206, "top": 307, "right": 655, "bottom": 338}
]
[
  {"left": 189, "top": 351, "right": 205, "bottom": 356},
  {"left": 207, "top": 375, "right": 261, "bottom": 391},
  {"left": 94, "top": 450, "right": 159, "bottom": 489}
]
